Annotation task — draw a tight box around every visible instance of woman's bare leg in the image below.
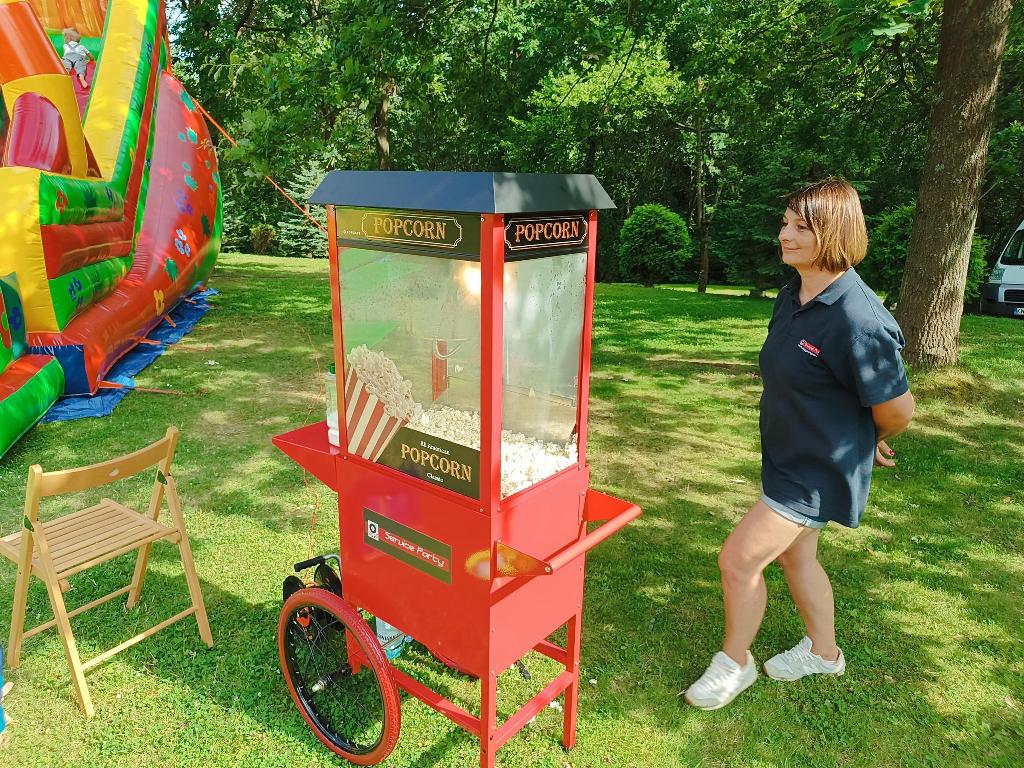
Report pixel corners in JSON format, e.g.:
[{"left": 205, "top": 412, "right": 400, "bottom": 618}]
[
  {"left": 719, "top": 501, "right": 805, "bottom": 664},
  {"left": 776, "top": 530, "right": 839, "bottom": 661}
]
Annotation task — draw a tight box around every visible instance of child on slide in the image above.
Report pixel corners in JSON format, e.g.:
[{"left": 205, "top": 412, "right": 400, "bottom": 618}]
[{"left": 62, "top": 27, "right": 92, "bottom": 89}]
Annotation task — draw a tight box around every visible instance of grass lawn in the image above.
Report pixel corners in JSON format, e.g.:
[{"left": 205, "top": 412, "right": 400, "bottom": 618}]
[{"left": 1, "top": 253, "right": 1021, "bottom": 767}]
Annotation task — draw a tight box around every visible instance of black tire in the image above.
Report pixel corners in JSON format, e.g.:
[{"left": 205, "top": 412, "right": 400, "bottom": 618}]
[
  {"left": 278, "top": 588, "right": 401, "bottom": 765},
  {"left": 314, "top": 562, "right": 343, "bottom": 596},
  {"left": 282, "top": 575, "right": 305, "bottom": 603}
]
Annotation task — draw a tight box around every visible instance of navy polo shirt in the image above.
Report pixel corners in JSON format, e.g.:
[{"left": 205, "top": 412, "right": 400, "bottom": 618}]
[{"left": 759, "top": 268, "right": 909, "bottom": 528}]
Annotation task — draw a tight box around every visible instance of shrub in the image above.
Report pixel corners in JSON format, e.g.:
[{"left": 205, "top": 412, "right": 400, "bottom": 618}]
[
  {"left": 617, "top": 204, "right": 695, "bottom": 286},
  {"left": 862, "top": 203, "right": 988, "bottom": 307},
  {"left": 964, "top": 234, "right": 989, "bottom": 302},
  {"left": 249, "top": 224, "right": 278, "bottom": 255}
]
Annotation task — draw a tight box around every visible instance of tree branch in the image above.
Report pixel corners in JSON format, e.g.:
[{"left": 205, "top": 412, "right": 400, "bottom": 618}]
[
  {"left": 233, "top": 0, "right": 258, "bottom": 37},
  {"left": 480, "top": 0, "right": 499, "bottom": 81},
  {"left": 599, "top": 35, "right": 639, "bottom": 112}
]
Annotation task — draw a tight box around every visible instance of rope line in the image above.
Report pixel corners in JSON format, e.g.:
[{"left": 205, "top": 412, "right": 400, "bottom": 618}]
[{"left": 195, "top": 102, "right": 329, "bottom": 235}]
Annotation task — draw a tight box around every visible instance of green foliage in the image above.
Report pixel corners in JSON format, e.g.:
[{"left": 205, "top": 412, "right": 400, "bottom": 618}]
[
  {"left": 966, "top": 235, "right": 990, "bottom": 302},
  {"left": 982, "top": 4, "right": 1024, "bottom": 255},
  {"left": 861, "top": 204, "right": 916, "bottom": 305},
  {"left": 715, "top": 169, "right": 792, "bottom": 295},
  {"left": 276, "top": 161, "right": 328, "bottom": 259},
  {"left": 217, "top": 177, "right": 249, "bottom": 251},
  {"left": 862, "top": 203, "right": 990, "bottom": 306},
  {"left": 618, "top": 204, "right": 695, "bottom": 286},
  {"left": 248, "top": 223, "right": 277, "bottom": 255},
  {"left": 168, "top": 0, "right": 1023, "bottom": 312},
  {"left": 823, "top": 0, "right": 934, "bottom": 59},
  {"left": 503, "top": 41, "right": 691, "bottom": 279}
]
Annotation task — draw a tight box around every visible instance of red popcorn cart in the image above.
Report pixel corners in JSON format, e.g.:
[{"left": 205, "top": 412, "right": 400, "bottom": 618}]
[{"left": 273, "top": 171, "right": 641, "bottom": 767}]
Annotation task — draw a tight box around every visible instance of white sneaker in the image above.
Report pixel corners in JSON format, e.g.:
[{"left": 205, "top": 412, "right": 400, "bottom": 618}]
[
  {"left": 764, "top": 636, "right": 845, "bottom": 681},
  {"left": 682, "top": 651, "right": 758, "bottom": 710}
]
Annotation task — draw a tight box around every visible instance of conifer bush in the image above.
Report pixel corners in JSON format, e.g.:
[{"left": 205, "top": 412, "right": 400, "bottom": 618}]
[{"left": 276, "top": 161, "right": 328, "bottom": 259}]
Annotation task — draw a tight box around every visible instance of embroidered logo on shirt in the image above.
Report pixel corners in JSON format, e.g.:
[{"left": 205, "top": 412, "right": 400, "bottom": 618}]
[{"left": 798, "top": 339, "right": 821, "bottom": 357}]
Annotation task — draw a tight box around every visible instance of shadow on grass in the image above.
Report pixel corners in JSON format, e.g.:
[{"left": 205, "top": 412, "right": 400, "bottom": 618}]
[
  {"left": 576, "top": 284, "right": 1023, "bottom": 765},
  {"left": 2, "top": 259, "right": 1020, "bottom": 766}
]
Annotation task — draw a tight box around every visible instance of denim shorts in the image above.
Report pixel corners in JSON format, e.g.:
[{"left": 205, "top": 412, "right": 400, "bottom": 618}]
[{"left": 761, "top": 494, "right": 828, "bottom": 529}]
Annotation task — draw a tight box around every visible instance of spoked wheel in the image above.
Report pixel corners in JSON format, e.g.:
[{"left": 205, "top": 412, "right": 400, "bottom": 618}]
[{"left": 279, "top": 588, "right": 401, "bottom": 765}]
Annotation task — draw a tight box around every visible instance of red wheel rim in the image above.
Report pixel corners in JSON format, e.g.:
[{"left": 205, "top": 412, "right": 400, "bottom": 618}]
[{"left": 278, "top": 588, "right": 401, "bottom": 765}]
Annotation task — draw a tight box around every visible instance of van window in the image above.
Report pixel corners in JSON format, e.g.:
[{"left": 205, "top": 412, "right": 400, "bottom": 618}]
[{"left": 1001, "top": 229, "right": 1024, "bottom": 265}]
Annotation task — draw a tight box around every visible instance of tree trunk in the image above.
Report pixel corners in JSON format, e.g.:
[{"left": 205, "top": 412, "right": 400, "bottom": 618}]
[
  {"left": 894, "top": 0, "right": 1013, "bottom": 367},
  {"left": 373, "top": 79, "right": 396, "bottom": 170},
  {"left": 698, "top": 222, "right": 710, "bottom": 292},
  {"left": 585, "top": 134, "right": 598, "bottom": 172},
  {"left": 695, "top": 114, "right": 709, "bottom": 293}
]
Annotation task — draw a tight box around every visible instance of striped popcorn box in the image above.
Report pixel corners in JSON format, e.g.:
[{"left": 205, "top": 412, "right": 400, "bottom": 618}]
[{"left": 344, "top": 368, "right": 408, "bottom": 462}]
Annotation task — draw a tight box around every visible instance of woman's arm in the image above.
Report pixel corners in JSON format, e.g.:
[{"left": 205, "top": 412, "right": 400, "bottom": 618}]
[{"left": 872, "top": 390, "right": 915, "bottom": 467}]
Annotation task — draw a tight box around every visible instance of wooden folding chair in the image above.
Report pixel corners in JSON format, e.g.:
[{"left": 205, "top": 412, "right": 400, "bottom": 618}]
[{"left": 0, "top": 426, "right": 213, "bottom": 717}]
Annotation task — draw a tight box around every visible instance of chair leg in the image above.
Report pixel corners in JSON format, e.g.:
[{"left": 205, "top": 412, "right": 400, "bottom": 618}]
[
  {"left": 7, "top": 553, "right": 33, "bottom": 670},
  {"left": 42, "top": 572, "right": 94, "bottom": 717},
  {"left": 167, "top": 479, "right": 212, "bottom": 648},
  {"left": 178, "top": 537, "right": 213, "bottom": 648},
  {"left": 125, "top": 542, "right": 154, "bottom": 609}
]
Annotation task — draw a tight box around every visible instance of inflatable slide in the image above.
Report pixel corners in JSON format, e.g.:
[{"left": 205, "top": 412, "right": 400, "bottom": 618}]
[{"left": 0, "top": 0, "right": 221, "bottom": 457}]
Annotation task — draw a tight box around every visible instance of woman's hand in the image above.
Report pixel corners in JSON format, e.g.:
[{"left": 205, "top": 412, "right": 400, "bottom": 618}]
[{"left": 875, "top": 440, "right": 896, "bottom": 468}]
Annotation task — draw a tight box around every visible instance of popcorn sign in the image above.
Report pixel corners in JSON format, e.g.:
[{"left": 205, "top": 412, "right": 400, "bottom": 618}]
[
  {"left": 378, "top": 428, "right": 481, "bottom": 499},
  {"left": 334, "top": 208, "right": 480, "bottom": 254},
  {"left": 504, "top": 214, "right": 587, "bottom": 253}
]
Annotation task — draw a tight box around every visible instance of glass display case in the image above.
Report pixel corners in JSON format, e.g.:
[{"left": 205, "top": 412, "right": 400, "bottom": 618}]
[
  {"left": 500, "top": 251, "right": 586, "bottom": 494},
  {"left": 336, "top": 243, "right": 587, "bottom": 499}
]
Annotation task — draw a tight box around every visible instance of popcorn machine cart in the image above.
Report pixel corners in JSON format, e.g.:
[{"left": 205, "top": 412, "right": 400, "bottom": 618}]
[{"left": 273, "top": 171, "right": 641, "bottom": 767}]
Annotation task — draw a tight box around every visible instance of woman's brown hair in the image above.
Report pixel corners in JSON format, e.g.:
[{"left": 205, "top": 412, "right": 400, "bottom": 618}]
[{"left": 785, "top": 177, "right": 868, "bottom": 273}]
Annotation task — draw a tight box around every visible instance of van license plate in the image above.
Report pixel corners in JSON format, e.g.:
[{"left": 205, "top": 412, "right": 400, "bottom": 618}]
[{"left": 1015, "top": 307, "right": 1024, "bottom": 316}]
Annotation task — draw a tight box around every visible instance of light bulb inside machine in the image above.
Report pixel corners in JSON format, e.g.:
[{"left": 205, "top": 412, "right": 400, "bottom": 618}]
[
  {"left": 461, "top": 264, "right": 482, "bottom": 297},
  {"left": 460, "top": 264, "right": 513, "bottom": 299}
]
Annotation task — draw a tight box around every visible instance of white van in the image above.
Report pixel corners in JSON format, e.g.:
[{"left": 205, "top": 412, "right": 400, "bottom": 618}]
[{"left": 981, "top": 220, "right": 1024, "bottom": 318}]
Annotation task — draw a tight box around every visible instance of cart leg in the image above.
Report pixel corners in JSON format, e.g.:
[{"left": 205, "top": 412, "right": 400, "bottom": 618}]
[
  {"left": 562, "top": 609, "right": 583, "bottom": 750},
  {"left": 479, "top": 671, "right": 498, "bottom": 768}
]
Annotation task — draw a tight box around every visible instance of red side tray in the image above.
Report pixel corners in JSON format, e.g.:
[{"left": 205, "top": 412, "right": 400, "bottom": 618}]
[{"left": 272, "top": 421, "right": 341, "bottom": 491}]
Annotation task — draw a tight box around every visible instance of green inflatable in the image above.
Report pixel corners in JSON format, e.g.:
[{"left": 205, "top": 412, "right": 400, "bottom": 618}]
[{"left": 0, "top": 274, "right": 64, "bottom": 459}]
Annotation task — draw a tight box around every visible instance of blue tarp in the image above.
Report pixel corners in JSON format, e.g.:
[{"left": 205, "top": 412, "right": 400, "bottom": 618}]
[{"left": 41, "top": 288, "right": 218, "bottom": 423}]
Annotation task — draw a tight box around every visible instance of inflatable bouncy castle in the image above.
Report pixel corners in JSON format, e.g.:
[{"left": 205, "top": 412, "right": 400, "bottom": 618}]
[{"left": 0, "top": 0, "right": 221, "bottom": 457}]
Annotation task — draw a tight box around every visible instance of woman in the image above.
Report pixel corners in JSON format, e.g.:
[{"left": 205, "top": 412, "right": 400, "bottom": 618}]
[{"left": 683, "top": 177, "right": 915, "bottom": 710}]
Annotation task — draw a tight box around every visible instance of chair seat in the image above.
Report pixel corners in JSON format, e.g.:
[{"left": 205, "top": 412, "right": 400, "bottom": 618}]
[{"left": 0, "top": 499, "right": 179, "bottom": 579}]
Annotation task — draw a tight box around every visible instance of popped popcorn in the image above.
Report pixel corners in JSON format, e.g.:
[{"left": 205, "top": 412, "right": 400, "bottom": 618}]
[
  {"left": 347, "top": 345, "right": 423, "bottom": 422},
  {"left": 415, "top": 406, "right": 578, "bottom": 497}
]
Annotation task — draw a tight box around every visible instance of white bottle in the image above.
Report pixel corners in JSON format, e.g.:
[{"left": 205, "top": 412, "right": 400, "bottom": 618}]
[
  {"left": 325, "top": 366, "right": 339, "bottom": 447},
  {"left": 375, "top": 618, "right": 407, "bottom": 660}
]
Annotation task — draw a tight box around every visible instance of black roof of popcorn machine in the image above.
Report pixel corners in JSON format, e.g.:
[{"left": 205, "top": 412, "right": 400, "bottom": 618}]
[{"left": 309, "top": 171, "right": 615, "bottom": 213}]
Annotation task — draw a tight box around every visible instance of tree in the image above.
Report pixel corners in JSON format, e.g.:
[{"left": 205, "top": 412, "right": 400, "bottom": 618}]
[
  {"left": 895, "top": 0, "right": 1015, "bottom": 367},
  {"left": 276, "top": 160, "right": 329, "bottom": 259},
  {"left": 166, "top": 0, "right": 1024, "bottom": 289},
  {"left": 504, "top": 38, "right": 690, "bottom": 278}
]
